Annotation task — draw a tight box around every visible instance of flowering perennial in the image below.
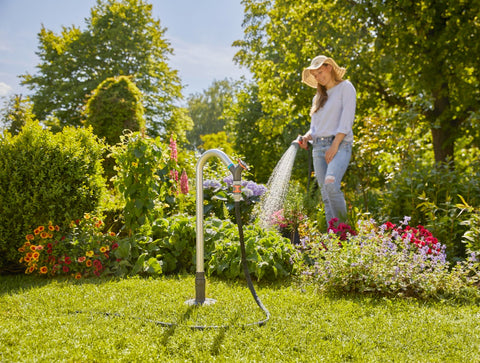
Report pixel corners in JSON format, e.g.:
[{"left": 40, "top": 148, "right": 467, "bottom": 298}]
[{"left": 18, "top": 214, "right": 119, "bottom": 278}]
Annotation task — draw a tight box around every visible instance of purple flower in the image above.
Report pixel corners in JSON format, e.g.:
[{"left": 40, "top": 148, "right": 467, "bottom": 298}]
[{"left": 203, "top": 180, "right": 222, "bottom": 190}]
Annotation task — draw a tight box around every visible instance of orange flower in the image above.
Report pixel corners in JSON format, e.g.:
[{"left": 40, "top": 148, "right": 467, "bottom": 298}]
[
  {"left": 48, "top": 225, "right": 55, "bottom": 231},
  {"left": 26, "top": 234, "right": 35, "bottom": 241},
  {"left": 75, "top": 272, "right": 82, "bottom": 279},
  {"left": 32, "top": 252, "right": 40, "bottom": 260},
  {"left": 55, "top": 225, "right": 60, "bottom": 231},
  {"left": 30, "top": 245, "right": 37, "bottom": 251},
  {"left": 40, "top": 232, "right": 49, "bottom": 239},
  {"left": 18, "top": 247, "right": 25, "bottom": 253},
  {"left": 39, "top": 266, "right": 48, "bottom": 274},
  {"left": 38, "top": 226, "right": 45, "bottom": 232},
  {"left": 86, "top": 260, "right": 93, "bottom": 267},
  {"left": 109, "top": 231, "right": 116, "bottom": 237}
]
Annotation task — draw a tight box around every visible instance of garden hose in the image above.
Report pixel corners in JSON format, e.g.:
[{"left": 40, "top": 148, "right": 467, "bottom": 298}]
[{"left": 74, "top": 201, "right": 270, "bottom": 330}]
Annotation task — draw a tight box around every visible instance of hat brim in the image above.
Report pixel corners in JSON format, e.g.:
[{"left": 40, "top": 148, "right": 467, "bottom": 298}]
[{"left": 301, "top": 59, "right": 346, "bottom": 88}]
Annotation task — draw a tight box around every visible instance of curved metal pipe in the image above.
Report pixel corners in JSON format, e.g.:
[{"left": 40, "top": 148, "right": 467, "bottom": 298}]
[{"left": 193, "top": 149, "right": 234, "bottom": 305}]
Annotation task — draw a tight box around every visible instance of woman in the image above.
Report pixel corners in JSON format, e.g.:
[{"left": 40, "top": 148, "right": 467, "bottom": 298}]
[{"left": 296, "top": 55, "right": 356, "bottom": 227}]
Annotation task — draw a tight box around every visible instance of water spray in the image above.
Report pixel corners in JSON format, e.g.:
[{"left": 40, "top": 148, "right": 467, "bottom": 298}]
[{"left": 256, "top": 138, "right": 302, "bottom": 230}]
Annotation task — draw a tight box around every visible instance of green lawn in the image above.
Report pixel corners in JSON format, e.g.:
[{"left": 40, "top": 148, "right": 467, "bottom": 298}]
[{"left": 1, "top": 274, "right": 479, "bottom": 362}]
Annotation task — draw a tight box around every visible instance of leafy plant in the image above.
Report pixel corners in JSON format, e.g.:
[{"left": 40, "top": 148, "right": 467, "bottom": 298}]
[
  {"left": 0, "top": 121, "right": 106, "bottom": 271},
  {"left": 207, "top": 220, "right": 298, "bottom": 281}
]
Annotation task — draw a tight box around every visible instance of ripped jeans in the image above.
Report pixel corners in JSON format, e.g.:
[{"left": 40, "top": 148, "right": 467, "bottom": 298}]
[{"left": 312, "top": 138, "right": 352, "bottom": 227}]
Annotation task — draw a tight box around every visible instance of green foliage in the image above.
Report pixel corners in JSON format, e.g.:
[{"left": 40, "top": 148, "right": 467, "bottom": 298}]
[
  {"left": 150, "top": 214, "right": 198, "bottom": 274},
  {"left": 235, "top": 0, "right": 479, "bottom": 165},
  {"left": 84, "top": 75, "right": 145, "bottom": 145},
  {"left": 0, "top": 121, "right": 106, "bottom": 270},
  {"left": 186, "top": 78, "right": 237, "bottom": 149},
  {"left": 149, "top": 214, "right": 296, "bottom": 281},
  {"left": 0, "top": 95, "right": 34, "bottom": 135},
  {"left": 208, "top": 221, "right": 297, "bottom": 281},
  {"left": 21, "top": 0, "right": 182, "bottom": 134},
  {"left": 224, "top": 82, "right": 294, "bottom": 184},
  {"left": 457, "top": 196, "right": 480, "bottom": 254},
  {"left": 380, "top": 161, "right": 480, "bottom": 258},
  {"left": 199, "top": 131, "right": 234, "bottom": 155},
  {"left": 110, "top": 132, "right": 168, "bottom": 235}
]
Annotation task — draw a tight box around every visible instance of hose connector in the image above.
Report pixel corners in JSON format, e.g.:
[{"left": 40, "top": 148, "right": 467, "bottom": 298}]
[{"left": 229, "top": 159, "right": 248, "bottom": 202}]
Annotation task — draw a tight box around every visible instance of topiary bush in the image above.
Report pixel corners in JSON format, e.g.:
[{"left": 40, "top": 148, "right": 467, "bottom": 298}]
[
  {"left": 0, "top": 121, "right": 106, "bottom": 271},
  {"left": 84, "top": 76, "right": 145, "bottom": 146}
]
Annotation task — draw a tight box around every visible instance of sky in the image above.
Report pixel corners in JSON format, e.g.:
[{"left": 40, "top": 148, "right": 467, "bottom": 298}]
[{"left": 0, "top": 0, "right": 250, "bottom": 99}]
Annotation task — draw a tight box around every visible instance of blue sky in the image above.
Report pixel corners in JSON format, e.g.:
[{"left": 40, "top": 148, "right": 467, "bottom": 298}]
[{"left": 0, "top": 0, "right": 250, "bottom": 98}]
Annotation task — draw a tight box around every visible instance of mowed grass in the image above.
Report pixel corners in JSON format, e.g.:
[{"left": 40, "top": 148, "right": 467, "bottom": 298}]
[{"left": 1, "top": 274, "right": 479, "bottom": 362}]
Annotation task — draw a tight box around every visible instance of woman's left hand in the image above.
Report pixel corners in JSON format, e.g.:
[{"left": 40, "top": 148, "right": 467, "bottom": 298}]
[{"left": 325, "top": 144, "right": 339, "bottom": 164}]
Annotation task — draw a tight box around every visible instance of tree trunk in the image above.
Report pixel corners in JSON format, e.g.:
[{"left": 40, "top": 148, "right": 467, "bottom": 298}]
[{"left": 431, "top": 126, "right": 455, "bottom": 165}]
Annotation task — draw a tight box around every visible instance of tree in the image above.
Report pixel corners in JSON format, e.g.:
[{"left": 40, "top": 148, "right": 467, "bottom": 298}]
[
  {"left": 234, "top": 0, "right": 480, "bottom": 165},
  {"left": 84, "top": 75, "right": 145, "bottom": 145},
  {"left": 21, "top": 0, "right": 183, "bottom": 135},
  {"left": 0, "top": 95, "right": 34, "bottom": 135},
  {"left": 186, "top": 79, "right": 238, "bottom": 149}
]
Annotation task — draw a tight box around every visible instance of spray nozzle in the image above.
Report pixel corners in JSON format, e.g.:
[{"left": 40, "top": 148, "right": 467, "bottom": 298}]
[
  {"left": 292, "top": 135, "right": 307, "bottom": 149},
  {"left": 228, "top": 159, "right": 248, "bottom": 201}
]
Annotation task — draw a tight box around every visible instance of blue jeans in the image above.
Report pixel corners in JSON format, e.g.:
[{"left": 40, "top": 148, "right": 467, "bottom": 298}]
[{"left": 312, "top": 138, "right": 352, "bottom": 226}]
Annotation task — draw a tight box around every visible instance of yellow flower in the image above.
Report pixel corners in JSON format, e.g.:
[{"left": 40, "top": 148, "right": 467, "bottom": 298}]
[
  {"left": 100, "top": 246, "right": 109, "bottom": 253},
  {"left": 86, "top": 250, "right": 94, "bottom": 257},
  {"left": 84, "top": 213, "right": 91, "bottom": 220},
  {"left": 39, "top": 266, "right": 48, "bottom": 274},
  {"left": 132, "top": 162, "right": 138, "bottom": 167}
]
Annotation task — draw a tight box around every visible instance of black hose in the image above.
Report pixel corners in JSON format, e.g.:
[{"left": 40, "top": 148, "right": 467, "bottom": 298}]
[
  {"left": 74, "top": 201, "right": 270, "bottom": 330},
  {"left": 234, "top": 201, "right": 271, "bottom": 327}
]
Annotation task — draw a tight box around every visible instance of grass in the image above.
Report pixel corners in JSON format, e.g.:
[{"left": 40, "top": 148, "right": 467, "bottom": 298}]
[{"left": 1, "top": 274, "right": 480, "bottom": 362}]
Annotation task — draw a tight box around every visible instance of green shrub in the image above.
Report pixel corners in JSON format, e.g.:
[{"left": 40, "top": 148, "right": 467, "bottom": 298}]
[
  {"left": 380, "top": 161, "right": 480, "bottom": 259},
  {"left": 0, "top": 122, "right": 106, "bottom": 271},
  {"left": 84, "top": 76, "right": 145, "bottom": 146}
]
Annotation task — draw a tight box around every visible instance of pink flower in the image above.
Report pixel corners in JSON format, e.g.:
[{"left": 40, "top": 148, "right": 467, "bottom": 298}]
[
  {"left": 180, "top": 170, "right": 189, "bottom": 194},
  {"left": 169, "top": 136, "right": 178, "bottom": 162},
  {"left": 170, "top": 169, "right": 179, "bottom": 182}
]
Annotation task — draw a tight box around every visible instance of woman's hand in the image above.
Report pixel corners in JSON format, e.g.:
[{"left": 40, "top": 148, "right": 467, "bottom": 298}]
[{"left": 325, "top": 144, "right": 338, "bottom": 164}]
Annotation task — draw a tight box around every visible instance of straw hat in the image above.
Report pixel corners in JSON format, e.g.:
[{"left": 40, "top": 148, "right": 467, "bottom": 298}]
[{"left": 302, "top": 55, "right": 346, "bottom": 88}]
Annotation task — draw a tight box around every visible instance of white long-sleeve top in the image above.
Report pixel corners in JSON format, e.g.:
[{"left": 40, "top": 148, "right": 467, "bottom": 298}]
[{"left": 309, "top": 80, "right": 356, "bottom": 143}]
